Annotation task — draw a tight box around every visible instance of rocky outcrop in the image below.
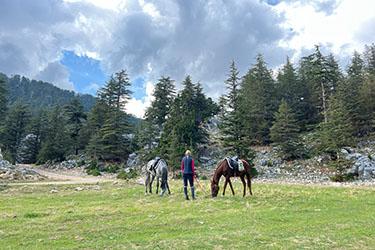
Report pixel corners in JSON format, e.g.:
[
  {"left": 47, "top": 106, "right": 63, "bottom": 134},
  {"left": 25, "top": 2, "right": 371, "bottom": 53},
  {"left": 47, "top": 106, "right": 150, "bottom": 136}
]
[{"left": 0, "top": 150, "right": 47, "bottom": 181}]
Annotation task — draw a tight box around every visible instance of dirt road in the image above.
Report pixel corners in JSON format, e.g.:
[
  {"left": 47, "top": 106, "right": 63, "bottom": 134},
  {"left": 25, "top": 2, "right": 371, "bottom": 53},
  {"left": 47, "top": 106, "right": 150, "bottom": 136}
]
[{"left": 7, "top": 165, "right": 114, "bottom": 186}]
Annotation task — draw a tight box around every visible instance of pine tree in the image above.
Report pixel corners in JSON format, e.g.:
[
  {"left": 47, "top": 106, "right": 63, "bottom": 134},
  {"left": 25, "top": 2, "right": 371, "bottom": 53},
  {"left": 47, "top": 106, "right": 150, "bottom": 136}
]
[
  {"left": 358, "top": 44, "right": 375, "bottom": 135},
  {"left": 276, "top": 57, "right": 310, "bottom": 130},
  {"left": 2, "top": 101, "right": 30, "bottom": 164},
  {"left": 270, "top": 100, "right": 301, "bottom": 160},
  {"left": 0, "top": 77, "right": 8, "bottom": 127},
  {"left": 337, "top": 51, "right": 365, "bottom": 134},
  {"left": 145, "top": 76, "right": 176, "bottom": 131},
  {"left": 219, "top": 60, "right": 253, "bottom": 159},
  {"left": 97, "top": 69, "right": 132, "bottom": 110},
  {"left": 299, "top": 46, "right": 342, "bottom": 125},
  {"left": 316, "top": 95, "right": 353, "bottom": 159},
  {"left": 64, "top": 98, "right": 87, "bottom": 155},
  {"left": 20, "top": 108, "right": 49, "bottom": 163},
  {"left": 100, "top": 109, "right": 132, "bottom": 161},
  {"left": 240, "top": 54, "right": 277, "bottom": 145},
  {"left": 38, "top": 102, "right": 69, "bottom": 162}
]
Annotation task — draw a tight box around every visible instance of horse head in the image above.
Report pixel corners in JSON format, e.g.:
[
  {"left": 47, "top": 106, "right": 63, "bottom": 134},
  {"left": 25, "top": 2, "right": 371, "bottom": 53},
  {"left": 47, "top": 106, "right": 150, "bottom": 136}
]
[{"left": 211, "top": 180, "right": 219, "bottom": 197}]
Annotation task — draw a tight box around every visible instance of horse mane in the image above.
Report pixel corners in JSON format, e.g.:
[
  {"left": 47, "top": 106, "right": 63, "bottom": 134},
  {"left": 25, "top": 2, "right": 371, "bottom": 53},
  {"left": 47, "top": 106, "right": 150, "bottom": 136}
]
[{"left": 212, "top": 159, "right": 226, "bottom": 184}]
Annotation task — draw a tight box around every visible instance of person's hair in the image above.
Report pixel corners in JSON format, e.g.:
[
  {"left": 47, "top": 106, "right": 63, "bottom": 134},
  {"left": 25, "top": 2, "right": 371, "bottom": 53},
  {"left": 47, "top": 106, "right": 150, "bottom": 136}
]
[{"left": 185, "top": 150, "right": 191, "bottom": 156}]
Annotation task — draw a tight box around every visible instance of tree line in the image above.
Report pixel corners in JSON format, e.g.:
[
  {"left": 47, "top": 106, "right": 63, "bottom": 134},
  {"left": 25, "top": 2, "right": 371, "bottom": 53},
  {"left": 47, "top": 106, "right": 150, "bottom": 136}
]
[{"left": 0, "top": 44, "right": 374, "bottom": 173}]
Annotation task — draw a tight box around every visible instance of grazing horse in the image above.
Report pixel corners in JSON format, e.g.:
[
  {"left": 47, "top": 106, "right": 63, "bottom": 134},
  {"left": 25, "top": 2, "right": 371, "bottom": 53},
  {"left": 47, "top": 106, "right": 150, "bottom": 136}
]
[
  {"left": 211, "top": 158, "right": 253, "bottom": 197},
  {"left": 144, "top": 158, "right": 171, "bottom": 196}
]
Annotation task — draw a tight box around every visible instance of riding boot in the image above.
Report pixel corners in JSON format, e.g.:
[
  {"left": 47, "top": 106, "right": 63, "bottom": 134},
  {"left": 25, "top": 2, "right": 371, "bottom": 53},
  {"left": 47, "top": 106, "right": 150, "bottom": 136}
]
[
  {"left": 191, "top": 187, "right": 196, "bottom": 200},
  {"left": 184, "top": 187, "right": 189, "bottom": 200}
]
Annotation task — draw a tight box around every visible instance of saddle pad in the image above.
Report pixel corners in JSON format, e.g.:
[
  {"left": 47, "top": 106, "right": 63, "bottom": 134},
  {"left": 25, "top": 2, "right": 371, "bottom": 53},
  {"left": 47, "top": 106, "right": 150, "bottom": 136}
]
[{"left": 238, "top": 160, "right": 244, "bottom": 171}]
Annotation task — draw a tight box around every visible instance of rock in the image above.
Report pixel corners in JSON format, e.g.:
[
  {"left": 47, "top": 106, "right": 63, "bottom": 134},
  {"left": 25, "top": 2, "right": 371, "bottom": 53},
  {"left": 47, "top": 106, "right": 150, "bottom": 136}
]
[
  {"left": 112, "top": 181, "right": 118, "bottom": 185},
  {"left": 50, "top": 190, "right": 58, "bottom": 194},
  {"left": 75, "top": 187, "right": 83, "bottom": 191},
  {"left": 0, "top": 149, "right": 2, "bottom": 161}
]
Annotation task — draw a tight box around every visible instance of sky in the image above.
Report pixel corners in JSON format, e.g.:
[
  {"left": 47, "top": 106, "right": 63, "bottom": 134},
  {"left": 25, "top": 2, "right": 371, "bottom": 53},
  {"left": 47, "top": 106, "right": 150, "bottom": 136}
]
[{"left": 0, "top": 0, "right": 374, "bottom": 118}]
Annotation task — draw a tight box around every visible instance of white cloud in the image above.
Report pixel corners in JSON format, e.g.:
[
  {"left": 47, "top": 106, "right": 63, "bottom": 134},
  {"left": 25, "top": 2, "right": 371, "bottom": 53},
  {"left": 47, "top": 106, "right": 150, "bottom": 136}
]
[
  {"left": 83, "top": 82, "right": 99, "bottom": 93},
  {"left": 274, "top": 0, "right": 375, "bottom": 63},
  {"left": 125, "top": 81, "right": 154, "bottom": 118},
  {"left": 0, "top": 0, "right": 374, "bottom": 102}
]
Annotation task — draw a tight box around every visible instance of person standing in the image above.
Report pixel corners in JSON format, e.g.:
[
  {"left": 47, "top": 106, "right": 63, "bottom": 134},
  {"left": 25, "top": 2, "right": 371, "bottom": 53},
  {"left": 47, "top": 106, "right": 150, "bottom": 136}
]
[{"left": 181, "top": 150, "right": 195, "bottom": 200}]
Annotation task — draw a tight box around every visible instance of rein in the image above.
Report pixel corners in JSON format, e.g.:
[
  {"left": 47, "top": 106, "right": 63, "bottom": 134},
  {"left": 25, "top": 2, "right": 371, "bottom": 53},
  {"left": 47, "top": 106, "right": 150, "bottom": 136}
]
[{"left": 195, "top": 178, "right": 212, "bottom": 197}]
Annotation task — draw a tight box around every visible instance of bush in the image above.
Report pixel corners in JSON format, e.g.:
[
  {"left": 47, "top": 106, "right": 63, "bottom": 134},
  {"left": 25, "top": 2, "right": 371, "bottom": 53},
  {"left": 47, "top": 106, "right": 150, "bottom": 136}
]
[
  {"left": 200, "top": 175, "right": 208, "bottom": 180},
  {"left": 35, "top": 159, "right": 46, "bottom": 165},
  {"left": 174, "top": 173, "right": 182, "bottom": 179},
  {"left": 117, "top": 169, "right": 137, "bottom": 180},
  {"left": 87, "top": 168, "right": 101, "bottom": 176},
  {"left": 330, "top": 173, "right": 355, "bottom": 182},
  {"left": 104, "top": 164, "right": 120, "bottom": 173},
  {"left": 85, "top": 159, "right": 102, "bottom": 176},
  {"left": 77, "top": 160, "right": 86, "bottom": 167}
]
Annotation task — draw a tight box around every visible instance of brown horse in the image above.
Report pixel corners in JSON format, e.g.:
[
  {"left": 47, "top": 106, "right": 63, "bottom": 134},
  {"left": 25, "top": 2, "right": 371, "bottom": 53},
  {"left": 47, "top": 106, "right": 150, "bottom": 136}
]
[{"left": 211, "top": 158, "right": 253, "bottom": 197}]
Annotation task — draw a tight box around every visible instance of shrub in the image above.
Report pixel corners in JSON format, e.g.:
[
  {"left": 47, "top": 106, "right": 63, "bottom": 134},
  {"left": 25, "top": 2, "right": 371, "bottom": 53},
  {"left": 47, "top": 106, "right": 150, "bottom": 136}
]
[
  {"left": 87, "top": 168, "right": 101, "bottom": 176},
  {"left": 104, "top": 164, "right": 120, "bottom": 173},
  {"left": 117, "top": 169, "right": 137, "bottom": 180},
  {"left": 77, "top": 160, "right": 86, "bottom": 167},
  {"left": 35, "top": 159, "right": 46, "bottom": 165},
  {"left": 200, "top": 175, "right": 208, "bottom": 180},
  {"left": 85, "top": 159, "right": 102, "bottom": 176}
]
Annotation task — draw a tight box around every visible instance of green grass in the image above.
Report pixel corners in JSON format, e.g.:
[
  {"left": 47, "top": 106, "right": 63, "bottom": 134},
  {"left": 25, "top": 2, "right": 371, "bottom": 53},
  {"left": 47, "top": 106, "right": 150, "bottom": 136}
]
[{"left": 1, "top": 180, "right": 375, "bottom": 249}]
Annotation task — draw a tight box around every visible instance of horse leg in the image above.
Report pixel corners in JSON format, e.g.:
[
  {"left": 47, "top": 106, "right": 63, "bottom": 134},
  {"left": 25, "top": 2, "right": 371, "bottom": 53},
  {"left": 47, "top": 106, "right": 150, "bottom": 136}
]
[
  {"left": 145, "top": 174, "right": 149, "bottom": 195},
  {"left": 222, "top": 177, "right": 229, "bottom": 196},
  {"left": 246, "top": 172, "right": 253, "bottom": 196},
  {"left": 240, "top": 175, "right": 246, "bottom": 197},
  {"left": 150, "top": 175, "right": 155, "bottom": 194},
  {"left": 166, "top": 181, "right": 171, "bottom": 195},
  {"left": 228, "top": 178, "right": 235, "bottom": 196},
  {"left": 156, "top": 176, "right": 159, "bottom": 194}
]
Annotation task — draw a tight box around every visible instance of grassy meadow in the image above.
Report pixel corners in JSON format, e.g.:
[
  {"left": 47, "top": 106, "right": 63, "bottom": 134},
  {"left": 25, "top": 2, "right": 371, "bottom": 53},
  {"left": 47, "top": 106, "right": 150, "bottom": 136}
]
[{"left": 1, "top": 180, "right": 375, "bottom": 249}]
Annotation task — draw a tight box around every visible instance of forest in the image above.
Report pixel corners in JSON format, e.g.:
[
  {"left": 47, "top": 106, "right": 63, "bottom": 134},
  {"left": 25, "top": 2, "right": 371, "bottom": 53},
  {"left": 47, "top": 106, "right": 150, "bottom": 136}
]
[{"left": 0, "top": 44, "right": 374, "bottom": 176}]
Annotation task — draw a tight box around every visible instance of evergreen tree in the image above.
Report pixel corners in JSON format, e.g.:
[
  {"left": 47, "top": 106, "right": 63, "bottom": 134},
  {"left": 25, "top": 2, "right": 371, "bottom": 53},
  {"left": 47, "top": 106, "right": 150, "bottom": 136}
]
[
  {"left": 2, "top": 101, "right": 30, "bottom": 164},
  {"left": 100, "top": 109, "right": 132, "bottom": 161},
  {"left": 145, "top": 76, "right": 176, "bottom": 131},
  {"left": 97, "top": 69, "right": 132, "bottom": 110},
  {"left": 276, "top": 57, "right": 310, "bottom": 129},
  {"left": 337, "top": 51, "right": 365, "bottom": 134},
  {"left": 299, "top": 46, "right": 342, "bottom": 125},
  {"left": 240, "top": 54, "right": 277, "bottom": 145},
  {"left": 219, "top": 60, "right": 254, "bottom": 159},
  {"left": 80, "top": 100, "right": 109, "bottom": 156},
  {"left": 358, "top": 44, "right": 375, "bottom": 135},
  {"left": 38, "top": 102, "right": 69, "bottom": 162},
  {"left": 270, "top": 100, "right": 301, "bottom": 160},
  {"left": 315, "top": 95, "right": 353, "bottom": 159},
  {"left": 64, "top": 98, "right": 87, "bottom": 155},
  {"left": 20, "top": 108, "right": 49, "bottom": 163},
  {"left": 0, "top": 77, "right": 8, "bottom": 127}
]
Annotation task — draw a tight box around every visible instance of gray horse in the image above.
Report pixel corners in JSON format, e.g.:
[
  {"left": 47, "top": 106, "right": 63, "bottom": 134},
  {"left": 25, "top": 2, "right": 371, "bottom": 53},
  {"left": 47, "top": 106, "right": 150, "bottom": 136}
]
[{"left": 144, "top": 158, "right": 171, "bottom": 196}]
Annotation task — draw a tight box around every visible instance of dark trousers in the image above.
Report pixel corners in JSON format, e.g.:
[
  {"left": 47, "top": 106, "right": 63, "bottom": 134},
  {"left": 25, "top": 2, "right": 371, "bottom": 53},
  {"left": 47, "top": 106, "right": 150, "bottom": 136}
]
[{"left": 183, "top": 173, "right": 194, "bottom": 187}]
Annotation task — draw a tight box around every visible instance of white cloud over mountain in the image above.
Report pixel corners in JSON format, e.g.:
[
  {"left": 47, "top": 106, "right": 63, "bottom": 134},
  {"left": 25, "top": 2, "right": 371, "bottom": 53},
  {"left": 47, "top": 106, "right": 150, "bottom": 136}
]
[{"left": 0, "top": 0, "right": 373, "bottom": 118}]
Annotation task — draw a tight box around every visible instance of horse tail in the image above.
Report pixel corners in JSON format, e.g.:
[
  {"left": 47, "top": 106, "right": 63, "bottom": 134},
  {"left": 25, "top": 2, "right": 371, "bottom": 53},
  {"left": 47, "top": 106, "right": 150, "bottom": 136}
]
[
  {"left": 161, "top": 166, "right": 168, "bottom": 189},
  {"left": 243, "top": 159, "right": 253, "bottom": 196}
]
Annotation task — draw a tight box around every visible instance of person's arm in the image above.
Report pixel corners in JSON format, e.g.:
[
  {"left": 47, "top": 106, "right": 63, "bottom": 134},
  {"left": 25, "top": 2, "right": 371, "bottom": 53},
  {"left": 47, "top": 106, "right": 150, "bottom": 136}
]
[
  {"left": 192, "top": 158, "right": 195, "bottom": 180},
  {"left": 181, "top": 159, "right": 184, "bottom": 173}
]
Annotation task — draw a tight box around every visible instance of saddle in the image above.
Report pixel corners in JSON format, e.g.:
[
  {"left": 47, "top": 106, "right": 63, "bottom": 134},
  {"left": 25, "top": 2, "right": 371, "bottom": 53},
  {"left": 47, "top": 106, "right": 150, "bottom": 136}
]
[
  {"left": 149, "top": 157, "right": 161, "bottom": 172},
  {"left": 225, "top": 156, "right": 244, "bottom": 173}
]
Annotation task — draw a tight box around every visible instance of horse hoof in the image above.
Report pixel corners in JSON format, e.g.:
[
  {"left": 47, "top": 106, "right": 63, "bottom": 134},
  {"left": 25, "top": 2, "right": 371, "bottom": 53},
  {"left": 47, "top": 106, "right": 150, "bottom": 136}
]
[{"left": 221, "top": 194, "right": 224, "bottom": 197}]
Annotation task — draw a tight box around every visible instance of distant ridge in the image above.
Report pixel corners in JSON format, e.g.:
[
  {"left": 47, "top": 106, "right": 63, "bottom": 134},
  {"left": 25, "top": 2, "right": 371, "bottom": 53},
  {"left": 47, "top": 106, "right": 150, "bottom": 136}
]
[{"left": 1, "top": 73, "right": 96, "bottom": 112}]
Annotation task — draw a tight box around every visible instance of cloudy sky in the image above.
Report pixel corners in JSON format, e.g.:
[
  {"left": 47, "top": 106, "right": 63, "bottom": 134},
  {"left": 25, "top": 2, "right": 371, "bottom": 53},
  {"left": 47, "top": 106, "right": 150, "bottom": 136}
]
[{"left": 0, "top": 0, "right": 374, "bottom": 118}]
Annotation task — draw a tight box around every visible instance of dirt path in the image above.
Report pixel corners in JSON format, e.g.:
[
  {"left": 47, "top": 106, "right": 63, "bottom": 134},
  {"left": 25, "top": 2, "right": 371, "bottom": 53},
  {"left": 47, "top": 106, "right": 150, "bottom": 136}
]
[{"left": 8, "top": 165, "right": 114, "bottom": 186}]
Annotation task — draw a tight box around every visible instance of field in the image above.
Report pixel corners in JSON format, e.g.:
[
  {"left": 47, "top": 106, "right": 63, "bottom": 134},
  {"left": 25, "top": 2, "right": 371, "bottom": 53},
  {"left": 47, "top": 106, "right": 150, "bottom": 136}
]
[{"left": 1, "top": 180, "right": 375, "bottom": 249}]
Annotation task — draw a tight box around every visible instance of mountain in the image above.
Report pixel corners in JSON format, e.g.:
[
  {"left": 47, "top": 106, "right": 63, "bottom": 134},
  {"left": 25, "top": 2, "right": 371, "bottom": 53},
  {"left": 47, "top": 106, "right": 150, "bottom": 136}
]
[{"left": 1, "top": 73, "right": 96, "bottom": 112}]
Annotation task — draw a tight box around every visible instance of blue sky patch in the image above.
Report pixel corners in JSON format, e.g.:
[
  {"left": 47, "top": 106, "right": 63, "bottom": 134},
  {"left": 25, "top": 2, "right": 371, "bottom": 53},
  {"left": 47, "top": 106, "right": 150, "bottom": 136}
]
[
  {"left": 61, "top": 50, "right": 146, "bottom": 100},
  {"left": 60, "top": 50, "right": 108, "bottom": 96}
]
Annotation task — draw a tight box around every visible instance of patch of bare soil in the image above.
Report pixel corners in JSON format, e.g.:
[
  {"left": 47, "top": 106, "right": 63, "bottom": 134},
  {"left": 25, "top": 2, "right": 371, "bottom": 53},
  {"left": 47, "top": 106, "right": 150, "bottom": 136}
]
[{"left": 7, "top": 165, "right": 114, "bottom": 186}]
